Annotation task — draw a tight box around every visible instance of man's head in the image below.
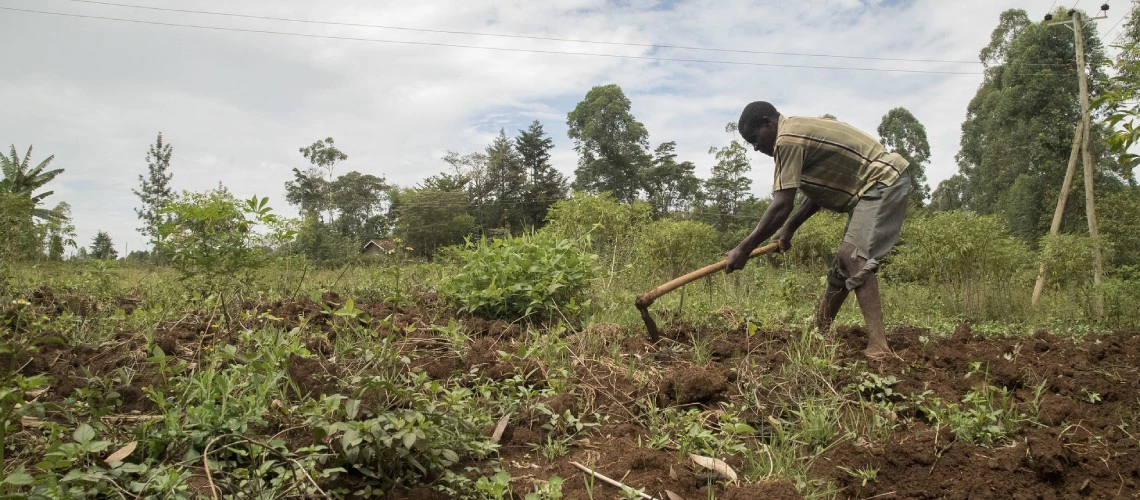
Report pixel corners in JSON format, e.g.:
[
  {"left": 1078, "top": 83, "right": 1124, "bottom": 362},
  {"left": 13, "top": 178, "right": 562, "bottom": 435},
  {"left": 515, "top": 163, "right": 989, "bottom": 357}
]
[{"left": 738, "top": 101, "right": 781, "bottom": 157}]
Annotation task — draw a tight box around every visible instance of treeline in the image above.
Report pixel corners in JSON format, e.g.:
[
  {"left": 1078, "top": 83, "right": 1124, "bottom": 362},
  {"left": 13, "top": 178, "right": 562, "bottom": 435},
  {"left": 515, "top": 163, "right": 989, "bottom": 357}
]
[{"left": 3, "top": 6, "right": 1139, "bottom": 279}]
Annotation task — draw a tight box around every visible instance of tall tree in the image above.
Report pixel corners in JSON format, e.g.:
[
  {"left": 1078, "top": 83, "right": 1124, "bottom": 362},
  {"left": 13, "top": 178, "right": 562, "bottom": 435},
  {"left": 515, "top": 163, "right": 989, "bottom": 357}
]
[
  {"left": 0, "top": 145, "right": 63, "bottom": 222},
  {"left": 566, "top": 84, "right": 651, "bottom": 203},
  {"left": 878, "top": 107, "right": 932, "bottom": 204},
  {"left": 328, "top": 171, "right": 390, "bottom": 238},
  {"left": 43, "top": 202, "right": 76, "bottom": 261},
  {"left": 515, "top": 120, "right": 566, "bottom": 228},
  {"left": 955, "top": 8, "right": 1116, "bottom": 240},
  {"left": 284, "top": 167, "right": 330, "bottom": 220},
  {"left": 390, "top": 187, "right": 476, "bottom": 257},
  {"left": 930, "top": 174, "right": 969, "bottom": 211},
  {"left": 483, "top": 129, "right": 527, "bottom": 232},
  {"left": 90, "top": 231, "right": 118, "bottom": 260},
  {"left": 133, "top": 132, "right": 175, "bottom": 246},
  {"left": 643, "top": 141, "right": 701, "bottom": 218},
  {"left": 705, "top": 124, "right": 754, "bottom": 230},
  {"left": 299, "top": 137, "right": 347, "bottom": 222}
]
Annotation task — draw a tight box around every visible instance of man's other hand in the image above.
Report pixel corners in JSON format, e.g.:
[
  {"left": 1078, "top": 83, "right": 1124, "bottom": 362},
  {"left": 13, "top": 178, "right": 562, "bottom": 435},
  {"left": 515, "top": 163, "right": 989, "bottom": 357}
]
[
  {"left": 776, "top": 228, "right": 794, "bottom": 253},
  {"left": 725, "top": 246, "right": 749, "bottom": 274}
]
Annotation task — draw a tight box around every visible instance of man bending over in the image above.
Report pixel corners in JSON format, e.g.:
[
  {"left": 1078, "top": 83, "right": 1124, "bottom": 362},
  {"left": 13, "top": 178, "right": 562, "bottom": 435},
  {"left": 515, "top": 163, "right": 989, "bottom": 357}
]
[{"left": 725, "top": 101, "right": 911, "bottom": 357}]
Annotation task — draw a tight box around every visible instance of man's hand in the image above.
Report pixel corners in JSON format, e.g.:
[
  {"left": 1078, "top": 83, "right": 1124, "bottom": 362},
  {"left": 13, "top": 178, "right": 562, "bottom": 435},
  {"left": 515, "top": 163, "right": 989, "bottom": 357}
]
[
  {"left": 776, "top": 227, "right": 794, "bottom": 253},
  {"left": 725, "top": 246, "right": 750, "bottom": 274}
]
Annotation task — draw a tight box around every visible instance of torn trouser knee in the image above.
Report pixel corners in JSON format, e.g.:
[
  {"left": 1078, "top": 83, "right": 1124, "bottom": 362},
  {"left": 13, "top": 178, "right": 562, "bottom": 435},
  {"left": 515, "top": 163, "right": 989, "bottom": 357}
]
[
  {"left": 844, "top": 258, "right": 879, "bottom": 290},
  {"left": 828, "top": 257, "right": 880, "bottom": 291}
]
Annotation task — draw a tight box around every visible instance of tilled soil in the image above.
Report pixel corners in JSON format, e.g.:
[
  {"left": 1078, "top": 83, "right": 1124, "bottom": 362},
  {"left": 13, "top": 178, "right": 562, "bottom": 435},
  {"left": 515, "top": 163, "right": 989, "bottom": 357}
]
[{"left": 8, "top": 291, "right": 1140, "bottom": 499}]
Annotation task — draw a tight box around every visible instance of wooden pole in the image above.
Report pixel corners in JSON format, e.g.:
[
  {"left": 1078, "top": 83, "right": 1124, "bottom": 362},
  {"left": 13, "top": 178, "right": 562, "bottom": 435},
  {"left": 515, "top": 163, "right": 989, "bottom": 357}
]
[
  {"left": 1032, "top": 122, "right": 1084, "bottom": 306},
  {"left": 1072, "top": 12, "right": 1105, "bottom": 317}
]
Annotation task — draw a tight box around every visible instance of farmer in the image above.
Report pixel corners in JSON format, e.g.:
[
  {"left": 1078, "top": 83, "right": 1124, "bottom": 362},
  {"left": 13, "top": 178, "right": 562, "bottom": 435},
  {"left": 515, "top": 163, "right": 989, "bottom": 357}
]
[{"left": 724, "top": 101, "right": 911, "bottom": 358}]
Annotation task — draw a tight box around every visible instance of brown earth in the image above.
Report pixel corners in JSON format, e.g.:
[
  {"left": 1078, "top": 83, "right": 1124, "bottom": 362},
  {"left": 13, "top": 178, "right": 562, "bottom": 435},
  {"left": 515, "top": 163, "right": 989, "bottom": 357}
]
[{"left": 9, "top": 293, "right": 1140, "bottom": 499}]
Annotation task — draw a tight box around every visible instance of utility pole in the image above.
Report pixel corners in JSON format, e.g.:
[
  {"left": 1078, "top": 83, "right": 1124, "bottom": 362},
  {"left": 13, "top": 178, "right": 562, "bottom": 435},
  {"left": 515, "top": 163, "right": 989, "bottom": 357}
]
[{"left": 1032, "top": 8, "right": 1107, "bottom": 315}]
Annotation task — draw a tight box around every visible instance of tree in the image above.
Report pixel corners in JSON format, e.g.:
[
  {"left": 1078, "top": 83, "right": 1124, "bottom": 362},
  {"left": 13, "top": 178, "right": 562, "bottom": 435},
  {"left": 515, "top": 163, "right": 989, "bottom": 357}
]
[
  {"left": 328, "top": 171, "right": 390, "bottom": 238},
  {"left": 43, "top": 202, "right": 76, "bottom": 261},
  {"left": 704, "top": 123, "right": 754, "bottom": 230},
  {"left": 90, "top": 231, "right": 118, "bottom": 260},
  {"left": 482, "top": 129, "right": 527, "bottom": 232},
  {"left": 516, "top": 121, "right": 566, "bottom": 228},
  {"left": 0, "top": 194, "right": 39, "bottom": 262},
  {"left": 954, "top": 8, "right": 1117, "bottom": 239},
  {"left": 877, "top": 107, "right": 932, "bottom": 203},
  {"left": 390, "top": 187, "right": 476, "bottom": 257},
  {"left": 643, "top": 141, "right": 701, "bottom": 218},
  {"left": 133, "top": 132, "right": 175, "bottom": 246},
  {"left": 299, "top": 138, "right": 347, "bottom": 222},
  {"left": 567, "top": 84, "right": 651, "bottom": 203},
  {"left": 0, "top": 145, "right": 64, "bottom": 222},
  {"left": 284, "top": 167, "right": 330, "bottom": 220},
  {"left": 1097, "top": 1, "right": 1140, "bottom": 183},
  {"left": 930, "top": 174, "right": 969, "bottom": 211}
]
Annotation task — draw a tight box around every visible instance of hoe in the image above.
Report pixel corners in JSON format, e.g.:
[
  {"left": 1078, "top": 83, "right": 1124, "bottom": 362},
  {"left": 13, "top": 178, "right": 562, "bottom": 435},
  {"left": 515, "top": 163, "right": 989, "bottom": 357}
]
[{"left": 635, "top": 241, "right": 781, "bottom": 342}]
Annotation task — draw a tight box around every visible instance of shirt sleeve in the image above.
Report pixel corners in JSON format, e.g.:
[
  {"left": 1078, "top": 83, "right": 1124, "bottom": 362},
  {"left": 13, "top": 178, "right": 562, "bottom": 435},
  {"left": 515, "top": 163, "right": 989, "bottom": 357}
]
[{"left": 773, "top": 142, "right": 804, "bottom": 192}]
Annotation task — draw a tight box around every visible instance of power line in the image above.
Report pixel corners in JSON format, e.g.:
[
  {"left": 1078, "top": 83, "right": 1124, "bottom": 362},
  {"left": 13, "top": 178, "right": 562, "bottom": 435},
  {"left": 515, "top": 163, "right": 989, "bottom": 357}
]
[
  {"left": 59, "top": 0, "right": 985, "bottom": 65},
  {"left": 0, "top": 6, "right": 990, "bottom": 75}
]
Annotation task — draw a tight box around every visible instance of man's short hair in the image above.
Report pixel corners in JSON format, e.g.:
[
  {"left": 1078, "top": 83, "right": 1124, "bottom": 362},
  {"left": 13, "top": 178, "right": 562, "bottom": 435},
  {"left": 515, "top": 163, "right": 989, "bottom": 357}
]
[{"left": 738, "top": 101, "right": 780, "bottom": 138}]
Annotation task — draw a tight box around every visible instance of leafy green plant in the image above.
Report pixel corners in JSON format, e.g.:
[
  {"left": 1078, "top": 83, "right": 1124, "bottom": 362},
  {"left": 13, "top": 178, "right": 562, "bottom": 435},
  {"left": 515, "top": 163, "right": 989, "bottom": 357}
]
[
  {"left": 837, "top": 465, "right": 879, "bottom": 486},
  {"left": 444, "top": 232, "right": 599, "bottom": 322},
  {"left": 526, "top": 475, "right": 564, "bottom": 500},
  {"left": 158, "top": 191, "right": 295, "bottom": 318}
]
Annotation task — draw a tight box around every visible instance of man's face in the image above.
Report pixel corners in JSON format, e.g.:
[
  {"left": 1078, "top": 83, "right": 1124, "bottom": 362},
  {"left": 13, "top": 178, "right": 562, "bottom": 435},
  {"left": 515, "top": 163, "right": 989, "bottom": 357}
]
[{"left": 745, "top": 122, "right": 776, "bottom": 157}]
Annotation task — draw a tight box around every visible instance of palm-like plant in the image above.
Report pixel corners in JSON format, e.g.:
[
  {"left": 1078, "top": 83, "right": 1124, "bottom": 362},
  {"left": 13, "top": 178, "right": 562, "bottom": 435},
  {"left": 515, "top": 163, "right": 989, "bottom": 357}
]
[{"left": 0, "top": 145, "right": 64, "bottom": 221}]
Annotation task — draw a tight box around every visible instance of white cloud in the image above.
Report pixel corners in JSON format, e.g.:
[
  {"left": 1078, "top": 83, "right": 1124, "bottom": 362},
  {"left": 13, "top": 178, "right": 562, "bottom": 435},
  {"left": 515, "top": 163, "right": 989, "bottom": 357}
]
[{"left": 0, "top": 0, "right": 1119, "bottom": 253}]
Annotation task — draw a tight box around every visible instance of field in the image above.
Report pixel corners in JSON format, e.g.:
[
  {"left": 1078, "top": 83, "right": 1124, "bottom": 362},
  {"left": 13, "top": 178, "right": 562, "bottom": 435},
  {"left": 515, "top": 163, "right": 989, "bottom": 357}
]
[{"left": 2, "top": 257, "right": 1139, "bottom": 499}]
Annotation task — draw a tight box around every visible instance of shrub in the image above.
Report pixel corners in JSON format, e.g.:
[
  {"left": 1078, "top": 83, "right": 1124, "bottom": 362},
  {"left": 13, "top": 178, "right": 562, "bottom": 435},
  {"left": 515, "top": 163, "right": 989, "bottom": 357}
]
[
  {"left": 444, "top": 232, "right": 599, "bottom": 322},
  {"left": 887, "top": 211, "right": 1032, "bottom": 284},
  {"left": 885, "top": 211, "right": 1034, "bottom": 321},
  {"left": 542, "top": 192, "right": 651, "bottom": 264},
  {"left": 637, "top": 219, "right": 719, "bottom": 281},
  {"left": 158, "top": 191, "right": 295, "bottom": 318},
  {"left": 781, "top": 211, "right": 846, "bottom": 268}
]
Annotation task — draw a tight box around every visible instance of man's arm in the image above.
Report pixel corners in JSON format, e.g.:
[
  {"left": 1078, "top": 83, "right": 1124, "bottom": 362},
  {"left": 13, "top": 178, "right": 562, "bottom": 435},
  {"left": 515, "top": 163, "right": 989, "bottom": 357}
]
[
  {"left": 776, "top": 197, "right": 821, "bottom": 250},
  {"left": 725, "top": 188, "right": 796, "bottom": 273}
]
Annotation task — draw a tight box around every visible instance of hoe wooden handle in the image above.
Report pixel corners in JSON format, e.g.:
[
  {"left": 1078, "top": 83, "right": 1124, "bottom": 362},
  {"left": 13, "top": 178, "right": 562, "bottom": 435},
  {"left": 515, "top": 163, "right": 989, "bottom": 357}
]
[{"left": 635, "top": 241, "right": 781, "bottom": 308}]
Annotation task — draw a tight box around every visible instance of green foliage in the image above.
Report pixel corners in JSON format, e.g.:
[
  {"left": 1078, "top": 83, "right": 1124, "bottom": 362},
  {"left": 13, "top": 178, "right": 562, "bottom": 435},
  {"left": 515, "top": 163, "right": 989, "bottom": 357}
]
[
  {"left": 1099, "top": 187, "right": 1140, "bottom": 270},
  {"left": 1038, "top": 232, "right": 1102, "bottom": 288},
  {"left": 444, "top": 232, "right": 598, "bottom": 321},
  {"left": 89, "top": 231, "right": 118, "bottom": 261},
  {"left": 887, "top": 211, "right": 1033, "bottom": 320},
  {"left": 643, "top": 141, "right": 701, "bottom": 218},
  {"left": 889, "top": 211, "right": 1032, "bottom": 284},
  {"left": 0, "top": 194, "right": 40, "bottom": 264},
  {"left": 878, "top": 107, "right": 932, "bottom": 203},
  {"left": 1096, "top": 40, "right": 1140, "bottom": 181},
  {"left": 133, "top": 132, "right": 175, "bottom": 250},
  {"left": 924, "top": 366, "right": 1022, "bottom": 446},
  {"left": 159, "top": 191, "right": 294, "bottom": 289},
  {"left": 705, "top": 123, "right": 754, "bottom": 230},
  {"left": 954, "top": 8, "right": 1116, "bottom": 238},
  {"left": 391, "top": 187, "right": 476, "bottom": 257},
  {"left": 517, "top": 120, "right": 568, "bottom": 229},
  {"left": 780, "top": 210, "right": 846, "bottom": 268},
  {"left": 0, "top": 145, "right": 64, "bottom": 223},
  {"left": 637, "top": 219, "right": 718, "bottom": 281},
  {"left": 543, "top": 191, "right": 651, "bottom": 263},
  {"left": 567, "top": 84, "right": 651, "bottom": 203},
  {"left": 292, "top": 213, "right": 360, "bottom": 267}
]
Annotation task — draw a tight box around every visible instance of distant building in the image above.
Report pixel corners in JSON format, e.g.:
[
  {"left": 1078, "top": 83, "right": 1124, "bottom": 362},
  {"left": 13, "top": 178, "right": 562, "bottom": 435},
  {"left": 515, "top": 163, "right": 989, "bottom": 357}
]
[{"left": 361, "top": 239, "right": 396, "bottom": 256}]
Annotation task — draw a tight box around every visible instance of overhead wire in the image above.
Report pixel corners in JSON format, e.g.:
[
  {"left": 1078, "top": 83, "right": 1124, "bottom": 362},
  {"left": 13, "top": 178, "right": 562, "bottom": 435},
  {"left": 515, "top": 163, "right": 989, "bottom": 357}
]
[
  {"left": 0, "top": 5, "right": 993, "bottom": 75},
  {"left": 56, "top": 0, "right": 986, "bottom": 65}
]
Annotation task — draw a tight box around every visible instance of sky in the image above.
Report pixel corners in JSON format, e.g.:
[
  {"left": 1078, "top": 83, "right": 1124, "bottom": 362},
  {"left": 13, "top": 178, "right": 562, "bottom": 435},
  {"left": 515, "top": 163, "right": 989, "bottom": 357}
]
[{"left": 0, "top": 0, "right": 1130, "bottom": 255}]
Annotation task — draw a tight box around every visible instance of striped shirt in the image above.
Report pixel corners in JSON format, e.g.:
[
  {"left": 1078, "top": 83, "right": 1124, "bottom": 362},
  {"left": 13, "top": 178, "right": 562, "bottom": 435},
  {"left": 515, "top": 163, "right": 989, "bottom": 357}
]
[{"left": 773, "top": 115, "right": 909, "bottom": 212}]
